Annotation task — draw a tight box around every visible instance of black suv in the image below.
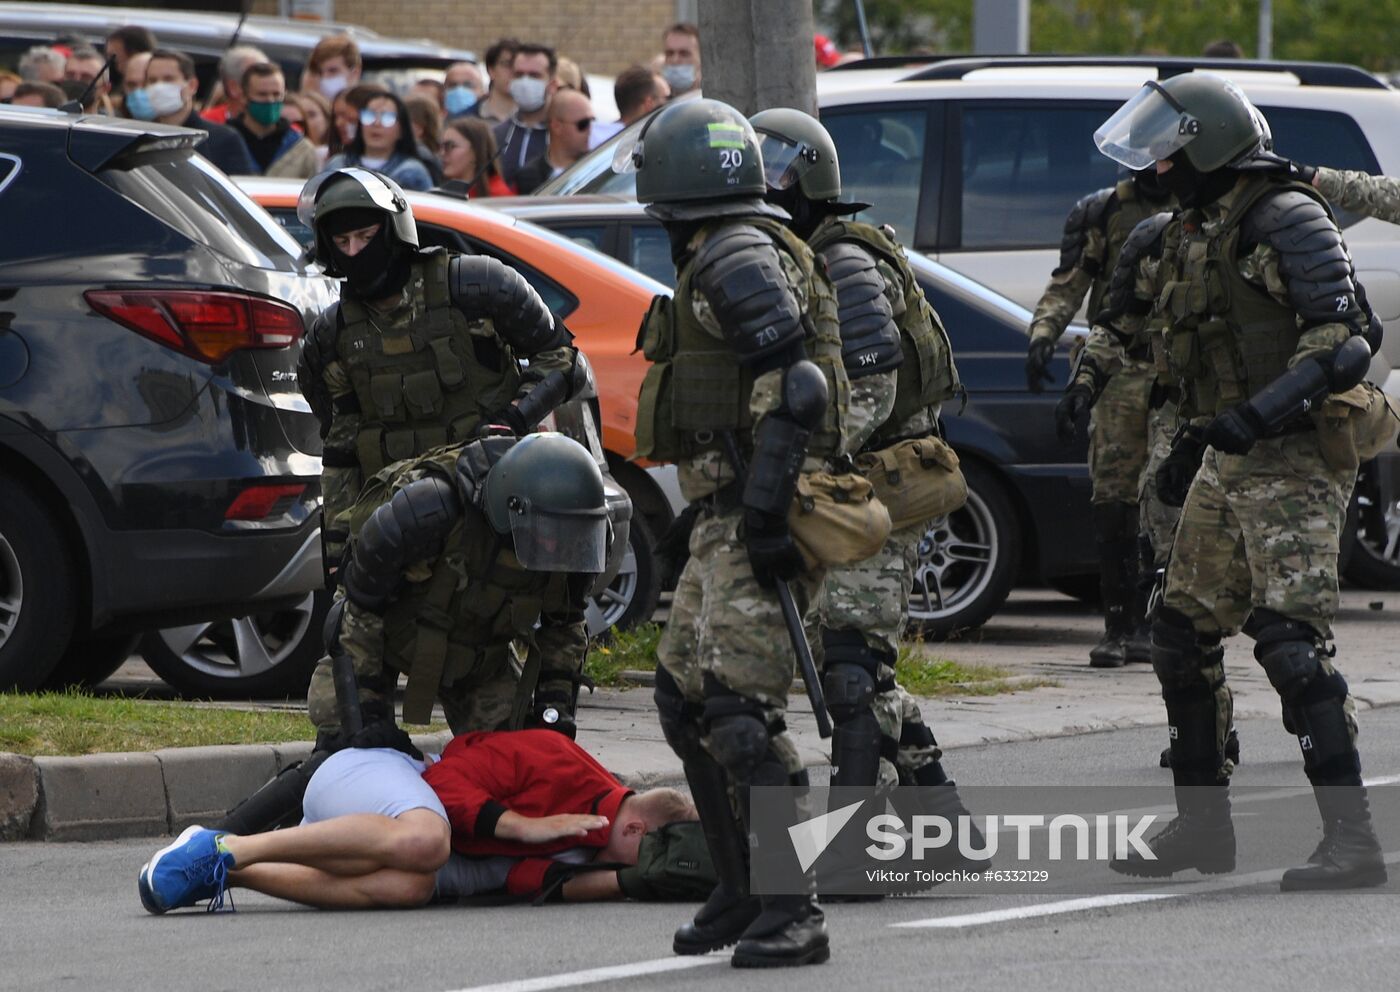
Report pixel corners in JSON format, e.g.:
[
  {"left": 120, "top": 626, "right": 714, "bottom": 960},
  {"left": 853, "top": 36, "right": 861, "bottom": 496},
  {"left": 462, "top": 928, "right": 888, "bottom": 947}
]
[{"left": 0, "top": 107, "right": 335, "bottom": 693}]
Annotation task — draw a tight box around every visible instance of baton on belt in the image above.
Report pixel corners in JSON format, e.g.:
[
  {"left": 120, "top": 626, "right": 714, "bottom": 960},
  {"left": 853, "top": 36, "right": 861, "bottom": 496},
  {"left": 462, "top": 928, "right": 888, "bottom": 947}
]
[{"left": 721, "top": 431, "right": 833, "bottom": 739}]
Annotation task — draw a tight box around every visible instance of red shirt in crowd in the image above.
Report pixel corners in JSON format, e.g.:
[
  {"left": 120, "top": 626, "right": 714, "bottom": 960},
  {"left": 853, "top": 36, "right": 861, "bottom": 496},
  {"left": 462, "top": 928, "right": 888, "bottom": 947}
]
[{"left": 422, "top": 729, "right": 631, "bottom": 896}]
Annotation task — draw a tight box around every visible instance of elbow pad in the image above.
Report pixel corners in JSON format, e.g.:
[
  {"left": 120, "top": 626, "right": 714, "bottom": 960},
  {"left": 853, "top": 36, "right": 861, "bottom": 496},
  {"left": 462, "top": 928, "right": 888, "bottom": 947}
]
[
  {"left": 741, "top": 361, "right": 829, "bottom": 517},
  {"left": 819, "top": 241, "right": 902, "bottom": 379},
  {"left": 692, "top": 225, "right": 805, "bottom": 368},
  {"left": 1243, "top": 190, "right": 1364, "bottom": 333},
  {"left": 449, "top": 254, "right": 569, "bottom": 352},
  {"left": 344, "top": 476, "right": 462, "bottom": 612},
  {"left": 1245, "top": 336, "right": 1372, "bottom": 434}
]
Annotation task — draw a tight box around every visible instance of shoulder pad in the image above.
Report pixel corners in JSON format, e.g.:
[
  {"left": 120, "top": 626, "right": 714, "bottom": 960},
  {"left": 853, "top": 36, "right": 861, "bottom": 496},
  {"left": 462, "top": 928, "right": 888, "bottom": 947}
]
[
  {"left": 302, "top": 303, "right": 341, "bottom": 373},
  {"left": 818, "top": 241, "right": 901, "bottom": 379},
  {"left": 1057, "top": 187, "right": 1115, "bottom": 274},
  {"left": 1096, "top": 212, "right": 1174, "bottom": 324},
  {"left": 448, "top": 253, "right": 569, "bottom": 352},
  {"left": 691, "top": 223, "right": 805, "bottom": 365},
  {"left": 1243, "top": 190, "right": 1364, "bottom": 329},
  {"left": 452, "top": 435, "right": 519, "bottom": 506}
]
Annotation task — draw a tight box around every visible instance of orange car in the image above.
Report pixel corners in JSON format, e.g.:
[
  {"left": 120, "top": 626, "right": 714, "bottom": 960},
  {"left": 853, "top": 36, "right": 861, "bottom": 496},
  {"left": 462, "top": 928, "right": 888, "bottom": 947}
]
[{"left": 240, "top": 178, "right": 677, "bottom": 629}]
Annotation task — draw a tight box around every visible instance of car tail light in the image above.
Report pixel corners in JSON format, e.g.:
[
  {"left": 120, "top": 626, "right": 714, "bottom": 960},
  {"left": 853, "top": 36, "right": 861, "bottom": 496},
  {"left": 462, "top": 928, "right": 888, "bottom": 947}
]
[
  {"left": 225, "top": 483, "right": 307, "bottom": 521},
  {"left": 85, "top": 289, "right": 304, "bottom": 364}
]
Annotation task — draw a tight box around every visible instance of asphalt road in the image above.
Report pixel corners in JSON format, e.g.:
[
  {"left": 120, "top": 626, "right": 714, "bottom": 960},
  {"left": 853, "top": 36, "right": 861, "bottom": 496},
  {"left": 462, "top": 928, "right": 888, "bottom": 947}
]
[{"left": 7, "top": 708, "right": 1400, "bottom": 992}]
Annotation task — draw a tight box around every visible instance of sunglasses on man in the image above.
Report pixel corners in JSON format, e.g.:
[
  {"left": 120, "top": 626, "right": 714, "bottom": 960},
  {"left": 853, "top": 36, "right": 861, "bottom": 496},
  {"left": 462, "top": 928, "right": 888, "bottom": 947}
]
[
  {"left": 567, "top": 117, "right": 594, "bottom": 133},
  {"left": 360, "top": 109, "right": 398, "bottom": 128}
]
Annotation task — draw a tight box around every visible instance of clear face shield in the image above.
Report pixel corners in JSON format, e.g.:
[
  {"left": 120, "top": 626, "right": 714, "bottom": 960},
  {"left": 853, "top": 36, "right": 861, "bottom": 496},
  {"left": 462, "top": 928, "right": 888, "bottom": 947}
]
[
  {"left": 295, "top": 168, "right": 405, "bottom": 228},
  {"left": 611, "top": 132, "right": 643, "bottom": 174},
  {"left": 1094, "top": 81, "right": 1201, "bottom": 170},
  {"left": 756, "top": 132, "right": 819, "bottom": 191},
  {"left": 507, "top": 501, "right": 611, "bottom": 574}
]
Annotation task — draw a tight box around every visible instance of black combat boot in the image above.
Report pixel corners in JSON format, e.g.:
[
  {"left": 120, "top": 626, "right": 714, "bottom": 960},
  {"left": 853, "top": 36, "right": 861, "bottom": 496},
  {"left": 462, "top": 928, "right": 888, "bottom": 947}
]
[
  {"left": 904, "top": 763, "right": 989, "bottom": 874},
  {"left": 1110, "top": 784, "right": 1235, "bottom": 877},
  {"left": 732, "top": 894, "right": 829, "bottom": 968},
  {"left": 675, "top": 882, "right": 762, "bottom": 954},
  {"left": 671, "top": 753, "right": 759, "bottom": 954},
  {"left": 1280, "top": 785, "right": 1387, "bottom": 891},
  {"left": 1089, "top": 502, "right": 1138, "bottom": 668}
]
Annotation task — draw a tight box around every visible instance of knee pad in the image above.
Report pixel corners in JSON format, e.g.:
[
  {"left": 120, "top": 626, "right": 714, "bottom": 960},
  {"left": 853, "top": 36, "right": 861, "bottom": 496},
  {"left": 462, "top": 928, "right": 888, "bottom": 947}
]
[
  {"left": 1251, "top": 612, "right": 1325, "bottom": 702},
  {"left": 1288, "top": 669, "right": 1361, "bottom": 786},
  {"left": 1150, "top": 607, "right": 1211, "bottom": 689},
  {"left": 821, "top": 629, "right": 890, "bottom": 724},
  {"left": 702, "top": 687, "right": 771, "bottom": 781}
]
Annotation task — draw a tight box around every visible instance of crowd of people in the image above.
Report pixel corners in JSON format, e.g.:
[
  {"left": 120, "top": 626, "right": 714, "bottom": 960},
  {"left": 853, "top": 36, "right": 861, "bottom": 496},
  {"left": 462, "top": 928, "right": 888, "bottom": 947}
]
[{"left": 0, "top": 22, "right": 721, "bottom": 196}]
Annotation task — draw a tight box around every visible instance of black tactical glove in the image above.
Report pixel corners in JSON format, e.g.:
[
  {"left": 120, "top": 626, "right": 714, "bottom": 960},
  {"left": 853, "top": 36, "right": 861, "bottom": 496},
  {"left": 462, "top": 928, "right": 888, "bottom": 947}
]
[
  {"left": 1055, "top": 384, "right": 1093, "bottom": 442},
  {"left": 1288, "top": 160, "right": 1319, "bottom": 185},
  {"left": 743, "top": 508, "right": 805, "bottom": 589},
  {"left": 1025, "top": 338, "right": 1056, "bottom": 393},
  {"left": 1155, "top": 424, "right": 1207, "bottom": 508},
  {"left": 327, "top": 717, "right": 424, "bottom": 760},
  {"left": 1202, "top": 404, "right": 1263, "bottom": 456},
  {"left": 483, "top": 404, "right": 529, "bottom": 436}
]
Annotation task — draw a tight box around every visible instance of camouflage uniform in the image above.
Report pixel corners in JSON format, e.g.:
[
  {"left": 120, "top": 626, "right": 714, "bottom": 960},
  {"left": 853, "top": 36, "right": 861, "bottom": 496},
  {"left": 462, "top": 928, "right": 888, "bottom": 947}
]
[
  {"left": 1315, "top": 167, "right": 1400, "bottom": 225},
  {"left": 307, "top": 446, "right": 590, "bottom": 736}
]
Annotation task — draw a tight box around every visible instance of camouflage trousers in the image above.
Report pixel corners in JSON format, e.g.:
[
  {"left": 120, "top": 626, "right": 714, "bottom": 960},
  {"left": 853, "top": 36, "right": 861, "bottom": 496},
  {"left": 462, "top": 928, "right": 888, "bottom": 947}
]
[
  {"left": 815, "top": 520, "right": 943, "bottom": 789},
  {"left": 1088, "top": 359, "right": 1154, "bottom": 504},
  {"left": 306, "top": 598, "right": 522, "bottom": 736},
  {"left": 657, "top": 507, "right": 823, "bottom": 778},
  {"left": 1139, "top": 398, "right": 1183, "bottom": 565},
  {"left": 1162, "top": 432, "right": 1359, "bottom": 775}
]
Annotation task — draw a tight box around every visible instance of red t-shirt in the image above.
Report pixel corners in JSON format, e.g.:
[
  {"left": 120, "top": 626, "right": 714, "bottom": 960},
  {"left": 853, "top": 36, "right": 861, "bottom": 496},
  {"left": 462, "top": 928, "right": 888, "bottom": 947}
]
[
  {"left": 201, "top": 104, "right": 229, "bottom": 125},
  {"left": 422, "top": 730, "right": 630, "bottom": 896}
]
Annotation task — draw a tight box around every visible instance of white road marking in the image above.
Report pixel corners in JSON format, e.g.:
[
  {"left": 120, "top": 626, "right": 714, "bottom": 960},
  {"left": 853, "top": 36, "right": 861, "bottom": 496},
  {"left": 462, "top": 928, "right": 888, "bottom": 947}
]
[
  {"left": 444, "top": 954, "right": 728, "bottom": 992},
  {"left": 893, "top": 853, "right": 1400, "bottom": 930}
]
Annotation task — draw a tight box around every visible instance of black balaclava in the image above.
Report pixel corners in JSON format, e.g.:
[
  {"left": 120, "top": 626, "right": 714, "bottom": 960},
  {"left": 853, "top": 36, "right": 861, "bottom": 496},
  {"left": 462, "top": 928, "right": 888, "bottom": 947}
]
[
  {"left": 1159, "top": 151, "right": 1239, "bottom": 209},
  {"left": 765, "top": 184, "right": 822, "bottom": 240},
  {"left": 322, "top": 208, "right": 413, "bottom": 301},
  {"left": 1132, "top": 168, "right": 1173, "bottom": 203}
]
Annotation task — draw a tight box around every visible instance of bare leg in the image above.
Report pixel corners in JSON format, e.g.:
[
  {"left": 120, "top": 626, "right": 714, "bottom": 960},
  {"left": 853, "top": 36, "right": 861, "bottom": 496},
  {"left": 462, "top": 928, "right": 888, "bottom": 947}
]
[
  {"left": 229, "top": 863, "right": 438, "bottom": 909},
  {"left": 222, "top": 810, "right": 450, "bottom": 877}
]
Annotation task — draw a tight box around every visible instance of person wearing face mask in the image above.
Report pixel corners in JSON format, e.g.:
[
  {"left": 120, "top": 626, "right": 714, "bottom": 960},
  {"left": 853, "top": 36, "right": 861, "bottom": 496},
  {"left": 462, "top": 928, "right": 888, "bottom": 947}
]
[
  {"left": 303, "top": 35, "right": 362, "bottom": 104},
  {"left": 491, "top": 42, "right": 558, "bottom": 188},
  {"left": 660, "top": 22, "right": 701, "bottom": 100},
  {"left": 202, "top": 44, "right": 268, "bottom": 125},
  {"left": 324, "top": 91, "right": 434, "bottom": 191},
  {"left": 144, "top": 49, "right": 256, "bottom": 176},
  {"left": 441, "top": 60, "right": 485, "bottom": 119},
  {"left": 229, "top": 62, "right": 317, "bottom": 178},
  {"left": 119, "top": 51, "right": 153, "bottom": 119}
]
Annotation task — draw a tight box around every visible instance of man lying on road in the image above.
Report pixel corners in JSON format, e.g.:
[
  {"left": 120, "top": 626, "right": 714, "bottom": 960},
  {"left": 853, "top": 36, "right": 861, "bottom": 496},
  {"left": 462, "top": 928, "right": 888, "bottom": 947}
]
[{"left": 138, "top": 729, "right": 697, "bottom": 912}]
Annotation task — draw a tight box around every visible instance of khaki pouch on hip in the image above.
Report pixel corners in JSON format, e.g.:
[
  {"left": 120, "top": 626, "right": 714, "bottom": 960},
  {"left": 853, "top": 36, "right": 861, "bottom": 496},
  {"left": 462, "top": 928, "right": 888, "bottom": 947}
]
[
  {"left": 1314, "top": 382, "right": 1400, "bottom": 472},
  {"left": 855, "top": 436, "right": 968, "bottom": 531},
  {"left": 788, "top": 470, "right": 892, "bottom": 570}
]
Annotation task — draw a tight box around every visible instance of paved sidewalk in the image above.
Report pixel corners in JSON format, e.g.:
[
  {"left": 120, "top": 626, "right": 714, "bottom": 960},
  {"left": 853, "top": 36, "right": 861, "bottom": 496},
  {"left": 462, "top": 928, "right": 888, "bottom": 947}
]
[{"left": 4, "top": 589, "right": 1398, "bottom": 841}]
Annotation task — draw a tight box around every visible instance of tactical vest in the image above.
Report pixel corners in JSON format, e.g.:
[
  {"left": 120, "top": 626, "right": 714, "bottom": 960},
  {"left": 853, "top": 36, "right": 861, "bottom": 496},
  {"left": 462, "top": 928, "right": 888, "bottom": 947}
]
[
  {"left": 337, "top": 249, "right": 522, "bottom": 474},
  {"left": 633, "top": 216, "right": 848, "bottom": 463},
  {"left": 1156, "top": 174, "right": 1325, "bottom": 418},
  {"left": 353, "top": 446, "right": 578, "bottom": 726},
  {"left": 1088, "top": 179, "right": 1165, "bottom": 320},
  {"left": 808, "top": 216, "right": 960, "bottom": 447}
]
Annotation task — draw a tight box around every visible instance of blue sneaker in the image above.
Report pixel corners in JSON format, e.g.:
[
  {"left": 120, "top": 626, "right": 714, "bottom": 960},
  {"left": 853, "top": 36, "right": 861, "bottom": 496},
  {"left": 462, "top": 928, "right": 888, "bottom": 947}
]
[{"left": 138, "top": 825, "right": 236, "bottom": 913}]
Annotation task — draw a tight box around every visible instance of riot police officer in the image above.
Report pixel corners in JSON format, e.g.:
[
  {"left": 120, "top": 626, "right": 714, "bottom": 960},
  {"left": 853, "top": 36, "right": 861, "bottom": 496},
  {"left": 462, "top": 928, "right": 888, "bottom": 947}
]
[
  {"left": 627, "top": 99, "right": 847, "bottom": 967},
  {"left": 1095, "top": 74, "right": 1387, "bottom": 890},
  {"left": 1033, "top": 169, "right": 1175, "bottom": 667},
  {"left": 748, "top": 108, "right": 978, "bottom": 835},
  {"left": 296, "top": 168, "right": 588, "bottom": 733}
]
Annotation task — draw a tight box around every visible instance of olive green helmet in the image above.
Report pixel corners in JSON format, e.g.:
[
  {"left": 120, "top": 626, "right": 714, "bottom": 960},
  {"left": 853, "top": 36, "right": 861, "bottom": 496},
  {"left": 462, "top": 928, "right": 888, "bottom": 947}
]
[
  {"left": 480, "top": 432, "right": 610, "bottom": 573},
  {"left": 296, "top": 168, "right": 420, "bottom": 277},
  {"left": 1095, "top": 73, "right": 1265, "bottom": 173},
  {"left": 750, "top": 107, "right": 842, "bottom": 202},
  {"left": 624, "top": 98, "right": 767, "bottom": 208}
]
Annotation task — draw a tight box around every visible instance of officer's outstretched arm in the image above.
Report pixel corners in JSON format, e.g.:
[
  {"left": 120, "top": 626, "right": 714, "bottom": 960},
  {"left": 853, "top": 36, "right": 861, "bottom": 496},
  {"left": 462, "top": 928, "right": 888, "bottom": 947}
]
[
  {"left": 1310, "top": 167, "right": 1400, "bottom": 226},
  {"left": 342, "top": 476, "right": 463, "bottom": 613}
]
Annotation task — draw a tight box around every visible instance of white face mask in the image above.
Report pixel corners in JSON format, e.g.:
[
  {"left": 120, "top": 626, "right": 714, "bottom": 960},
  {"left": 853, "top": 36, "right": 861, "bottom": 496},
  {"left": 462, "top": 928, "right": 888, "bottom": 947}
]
[
  {"left": 508, "top": 76, "right": 548, "bottom": 113},
  {"left": 661, "top": 63, "right": 696, "bottom": 93},
  {"left": 148, "top": 81, "right": 186, "bottom": 118},
  {"left": 319, "top": 75, "right": 349, "bottom": 100}
]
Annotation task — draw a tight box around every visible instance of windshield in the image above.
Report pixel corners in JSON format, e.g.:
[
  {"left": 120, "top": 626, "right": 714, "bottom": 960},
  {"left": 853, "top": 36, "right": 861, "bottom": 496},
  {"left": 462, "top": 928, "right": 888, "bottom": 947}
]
[
  {"left": 511, "top": 214, "right": 671, "bottom": 296},
  {"left": 100, "top": 151, "right": 306, "bottom": 271},
  {"left": 535, "top": 118, "right": 643, "bottom": 197}
]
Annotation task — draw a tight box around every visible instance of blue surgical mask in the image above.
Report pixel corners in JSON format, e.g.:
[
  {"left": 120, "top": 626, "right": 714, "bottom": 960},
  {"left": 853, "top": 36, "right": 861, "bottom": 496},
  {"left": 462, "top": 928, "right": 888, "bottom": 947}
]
[
  {"left": 125, "top": 87, "right": 156, "bottom": 121},
  {"left": 444, "top": 85, "right": 478, "bottom": 116}
]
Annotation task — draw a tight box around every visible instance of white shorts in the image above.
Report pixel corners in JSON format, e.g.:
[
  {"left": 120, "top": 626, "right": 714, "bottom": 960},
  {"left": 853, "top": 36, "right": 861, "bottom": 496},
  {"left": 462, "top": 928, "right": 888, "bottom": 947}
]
[{"left": 301, "top": 747, "right": 448, "bottom": 826}]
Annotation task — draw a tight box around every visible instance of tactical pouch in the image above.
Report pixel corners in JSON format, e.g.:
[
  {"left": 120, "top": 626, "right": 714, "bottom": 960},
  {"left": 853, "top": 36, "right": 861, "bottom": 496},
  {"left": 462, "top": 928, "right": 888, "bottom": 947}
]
[
  {"left": 856, "top": 436, "right": 968, "bottom": 531},
  {"left": 633, "top": 363, "right": 674, "bottom": 462},
  {"left": 1313, "top": 382, "right": 1400, "bottom": 472},
  {"left": 428, "top": 337, "right": 467, "bottom": 389},
  {"left": 401, "top": 369, "right": 444, "bottom": 418},
  {"left": 369, "top": 372, "right": 403, "bottom": 420},
  {"left": 788, "top": 470, "right": 891, "bottom": 570}
]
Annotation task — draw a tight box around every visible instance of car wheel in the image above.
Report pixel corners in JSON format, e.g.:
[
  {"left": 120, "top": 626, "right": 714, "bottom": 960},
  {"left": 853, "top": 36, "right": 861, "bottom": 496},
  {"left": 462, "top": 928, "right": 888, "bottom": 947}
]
[
  {"left": 907, "top": 461, "right": 1021, "bottom": 639},
  {"left": 141, "top": 590, "right": 329, "bottom": 699},
  {"left": 41, "top": 632, "right": 142, "bottom": 690},
  {"left": 0, "top": 478, "right": 77, "bottom": 691},
  {"left": 586, "top": 514, "right": 662, "bottom": 637},
  {"left": 1343, "top": 459, "right": 1400, "bottom": 590}
]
